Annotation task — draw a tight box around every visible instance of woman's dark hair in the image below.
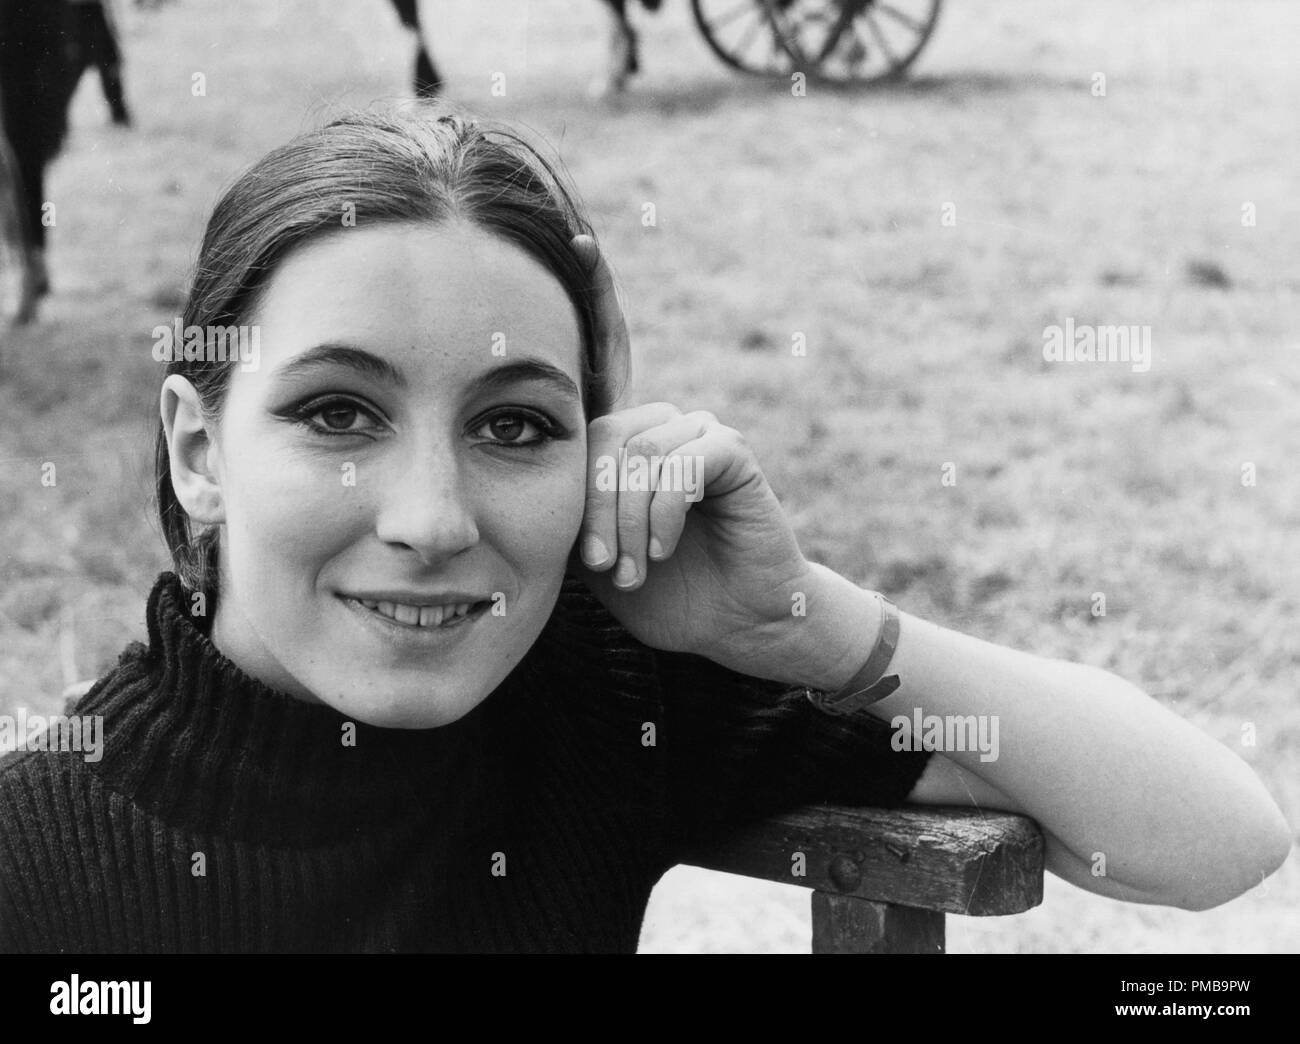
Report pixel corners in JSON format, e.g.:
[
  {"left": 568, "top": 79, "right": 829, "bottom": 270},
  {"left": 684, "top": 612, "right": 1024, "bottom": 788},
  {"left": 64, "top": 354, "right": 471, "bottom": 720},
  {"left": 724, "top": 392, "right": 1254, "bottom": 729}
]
[{"left": 155, "top": 106, "right": 626, "bottom": 595}]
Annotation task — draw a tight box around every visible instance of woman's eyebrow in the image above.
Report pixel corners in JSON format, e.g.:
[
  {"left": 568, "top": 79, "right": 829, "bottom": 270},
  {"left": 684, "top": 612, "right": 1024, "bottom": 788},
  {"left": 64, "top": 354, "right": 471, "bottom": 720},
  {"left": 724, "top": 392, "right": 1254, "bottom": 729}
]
[
  {"left": 469, "top": 359, "right": 581, "bottom": 401},
  {"left": 271, "top": 345, "right": 580, "bottom": 401},
  {"left": 273, "top": 343, "right": 408, "bottom": 388}
]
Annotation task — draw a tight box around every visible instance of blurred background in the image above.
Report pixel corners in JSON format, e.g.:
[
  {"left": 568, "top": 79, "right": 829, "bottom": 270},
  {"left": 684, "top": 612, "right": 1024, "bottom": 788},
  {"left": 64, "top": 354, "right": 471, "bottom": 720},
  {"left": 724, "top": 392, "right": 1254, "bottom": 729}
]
[{"left": 0, "top": 0, "right": 1296, "bottom": 952}]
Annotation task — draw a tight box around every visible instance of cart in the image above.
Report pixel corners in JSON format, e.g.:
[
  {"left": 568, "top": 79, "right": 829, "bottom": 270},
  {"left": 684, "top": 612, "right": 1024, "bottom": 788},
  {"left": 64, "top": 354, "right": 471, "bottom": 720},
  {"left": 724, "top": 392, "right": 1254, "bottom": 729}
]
[{"left": 691, "top": 0, "right": 943, "bottom": 84}]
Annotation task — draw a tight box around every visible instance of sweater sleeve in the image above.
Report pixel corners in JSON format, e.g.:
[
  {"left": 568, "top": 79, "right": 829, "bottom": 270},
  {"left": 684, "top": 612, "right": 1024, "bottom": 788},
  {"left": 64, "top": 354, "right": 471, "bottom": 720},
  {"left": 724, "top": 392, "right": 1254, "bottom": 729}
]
[{"left": 652, "top": 649, "right": 932, "bottom": 855}]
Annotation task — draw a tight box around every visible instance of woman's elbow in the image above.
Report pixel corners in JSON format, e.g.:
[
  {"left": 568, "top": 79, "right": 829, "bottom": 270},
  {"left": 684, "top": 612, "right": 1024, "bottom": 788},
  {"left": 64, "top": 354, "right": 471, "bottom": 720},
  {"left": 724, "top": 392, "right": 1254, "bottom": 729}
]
[{"left": 1168, "top": 800, "right": 1292, "bottom": 912}]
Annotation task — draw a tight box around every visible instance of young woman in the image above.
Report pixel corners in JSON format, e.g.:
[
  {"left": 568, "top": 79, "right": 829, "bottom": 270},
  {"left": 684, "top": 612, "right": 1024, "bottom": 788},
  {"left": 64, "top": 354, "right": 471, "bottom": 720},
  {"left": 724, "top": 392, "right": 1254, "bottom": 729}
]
[{"left": 0, "top": 108, "right": 1289, "bottom": 953}]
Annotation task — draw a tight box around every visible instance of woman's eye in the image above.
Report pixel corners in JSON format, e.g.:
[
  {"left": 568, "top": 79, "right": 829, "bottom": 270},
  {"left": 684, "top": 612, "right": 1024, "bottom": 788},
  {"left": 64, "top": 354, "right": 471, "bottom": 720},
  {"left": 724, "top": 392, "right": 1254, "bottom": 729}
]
[
  {"left": 291, "top": 398, "right": 382, "bottom": 436},
  {"left": 318, "top": 405, "right": 361, "bottom": 430},
  {"left": 472, "top": 411, "right": 558, "bottom": 446},
  {"left": 488, "top": 415, "right": 529, "bottom": 442}
]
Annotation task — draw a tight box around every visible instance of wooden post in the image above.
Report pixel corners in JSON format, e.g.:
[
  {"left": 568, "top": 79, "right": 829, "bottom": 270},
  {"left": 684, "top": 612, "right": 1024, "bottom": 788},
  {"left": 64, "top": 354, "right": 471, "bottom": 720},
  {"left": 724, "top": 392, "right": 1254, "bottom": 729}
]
[{"left": 811, "top": 893, "right": 944, "bottom": 954}]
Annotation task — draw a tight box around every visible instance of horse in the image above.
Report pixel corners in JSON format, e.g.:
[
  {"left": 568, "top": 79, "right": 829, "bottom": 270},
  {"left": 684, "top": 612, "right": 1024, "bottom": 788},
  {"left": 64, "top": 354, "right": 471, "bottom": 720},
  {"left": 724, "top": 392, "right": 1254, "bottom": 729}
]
[
  {"left": 0, "top": 0, "right": 84, "bottom": 325},
  {"left": 389, "top": 0, "right": 664, "bottom": 99}
]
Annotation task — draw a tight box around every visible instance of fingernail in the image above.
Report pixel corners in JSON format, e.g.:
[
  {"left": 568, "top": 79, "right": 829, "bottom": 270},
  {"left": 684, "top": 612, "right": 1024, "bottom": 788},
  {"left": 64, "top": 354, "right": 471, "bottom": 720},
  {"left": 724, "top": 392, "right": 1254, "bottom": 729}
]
[
  {"left": 648, "top": 537, "right": 664, "bottom": 560},
  {"left": 583, "top": 533, "right": 610, "bottom": 567},
  {"left": 613, "top": 556, "right": 638, "bottom": 588}
]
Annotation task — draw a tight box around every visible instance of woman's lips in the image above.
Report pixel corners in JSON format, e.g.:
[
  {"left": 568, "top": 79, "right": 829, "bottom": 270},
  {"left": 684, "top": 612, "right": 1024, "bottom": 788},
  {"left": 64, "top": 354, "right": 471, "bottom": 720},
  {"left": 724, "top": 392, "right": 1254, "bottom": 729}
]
[
  {"left": 337, "top": 594, "right": 492, "bottom": 634},
  {"left": 358, "top": 598, "right": 477, "bottom": 627}
]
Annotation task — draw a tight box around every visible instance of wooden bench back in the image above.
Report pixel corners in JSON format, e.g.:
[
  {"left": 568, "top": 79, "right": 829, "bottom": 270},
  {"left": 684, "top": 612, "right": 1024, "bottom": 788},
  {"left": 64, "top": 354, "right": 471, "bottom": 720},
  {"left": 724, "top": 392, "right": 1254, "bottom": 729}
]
[{"left": 680, "top": 804, "right": 1045, "bottom": 953}]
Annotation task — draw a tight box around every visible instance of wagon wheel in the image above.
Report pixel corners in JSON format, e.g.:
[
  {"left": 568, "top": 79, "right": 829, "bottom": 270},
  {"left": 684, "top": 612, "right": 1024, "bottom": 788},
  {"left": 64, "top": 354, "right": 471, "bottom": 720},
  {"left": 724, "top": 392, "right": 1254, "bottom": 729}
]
[
  {"left": 693, "top": 0, "right": 942, "bottom": 84},
  {"left": 769, "top": 0, "right": 943, "bottom": 83},
  {"left": 691, "top": 0, "right": 797, "bottom": 76}
]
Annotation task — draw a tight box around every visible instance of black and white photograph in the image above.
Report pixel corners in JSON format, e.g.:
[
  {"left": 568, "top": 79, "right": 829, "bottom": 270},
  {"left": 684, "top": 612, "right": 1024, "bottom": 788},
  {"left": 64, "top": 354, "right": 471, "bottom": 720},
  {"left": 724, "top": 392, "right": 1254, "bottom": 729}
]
[{"left": 0, "top": 0, "right": 1295, "bottom": 985}]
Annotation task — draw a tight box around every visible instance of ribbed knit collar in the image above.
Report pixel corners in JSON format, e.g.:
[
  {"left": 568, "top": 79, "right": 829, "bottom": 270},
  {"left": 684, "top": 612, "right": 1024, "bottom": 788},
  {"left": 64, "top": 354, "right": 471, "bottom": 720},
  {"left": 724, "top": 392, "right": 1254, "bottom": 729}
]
[{"left": 78, "top": 572, "right": 549, "bottom": 845}]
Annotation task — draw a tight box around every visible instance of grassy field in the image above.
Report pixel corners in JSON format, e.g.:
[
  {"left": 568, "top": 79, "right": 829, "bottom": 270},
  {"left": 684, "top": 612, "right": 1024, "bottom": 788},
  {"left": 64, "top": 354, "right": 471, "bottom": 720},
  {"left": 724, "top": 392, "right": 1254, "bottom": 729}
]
[{"left": 1, "top": 0, "right": 1296, "bottom": 952}]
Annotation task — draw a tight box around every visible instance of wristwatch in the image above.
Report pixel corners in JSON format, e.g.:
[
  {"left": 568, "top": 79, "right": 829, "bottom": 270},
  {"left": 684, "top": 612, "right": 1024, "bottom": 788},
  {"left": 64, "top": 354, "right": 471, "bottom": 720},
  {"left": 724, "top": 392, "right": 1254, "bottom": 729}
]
[{"left": 806, "top": 592, "right": 901, "bottom": 716}]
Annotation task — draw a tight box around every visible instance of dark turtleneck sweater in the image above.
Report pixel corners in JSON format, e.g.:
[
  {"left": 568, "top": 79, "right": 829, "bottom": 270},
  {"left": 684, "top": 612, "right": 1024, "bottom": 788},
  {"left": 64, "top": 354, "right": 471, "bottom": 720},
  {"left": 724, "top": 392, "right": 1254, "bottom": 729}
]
[{"left": 0, "top": 572, "right": 930, "bottom": 953}]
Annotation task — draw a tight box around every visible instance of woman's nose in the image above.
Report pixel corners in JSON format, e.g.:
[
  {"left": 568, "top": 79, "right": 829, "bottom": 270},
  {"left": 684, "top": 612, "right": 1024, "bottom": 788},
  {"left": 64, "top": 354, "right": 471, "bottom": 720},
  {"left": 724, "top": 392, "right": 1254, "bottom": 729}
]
[{"left": 373, "top": 444, "right": 480, "bottom": 564}]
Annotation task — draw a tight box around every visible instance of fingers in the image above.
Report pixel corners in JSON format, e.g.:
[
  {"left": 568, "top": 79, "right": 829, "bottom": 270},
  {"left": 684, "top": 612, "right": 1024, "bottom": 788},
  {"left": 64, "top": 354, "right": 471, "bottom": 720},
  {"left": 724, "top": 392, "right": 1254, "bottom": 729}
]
[
  {"left": 611, "top": 413, "right": 715, "bottom": 588},
  {"left": 582, "top": 404, "right": 729, "bottom": 591},
  {"left": 582, "top": 402, "right": 681, "bottom": 576}
]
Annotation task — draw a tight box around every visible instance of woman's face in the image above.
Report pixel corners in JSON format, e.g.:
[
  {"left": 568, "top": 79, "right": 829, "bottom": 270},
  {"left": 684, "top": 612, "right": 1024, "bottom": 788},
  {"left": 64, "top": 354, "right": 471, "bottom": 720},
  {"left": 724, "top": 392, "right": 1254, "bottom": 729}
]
[{"left": 195, "top": 221, "right": 588, "bottom": 727}]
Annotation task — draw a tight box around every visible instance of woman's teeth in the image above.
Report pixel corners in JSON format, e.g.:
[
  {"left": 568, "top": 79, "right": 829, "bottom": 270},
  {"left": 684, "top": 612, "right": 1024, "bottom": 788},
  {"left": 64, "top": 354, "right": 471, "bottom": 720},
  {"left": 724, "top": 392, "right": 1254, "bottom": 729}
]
[{"left": 357, "top": 599, "right": 475, "bottom": 628}]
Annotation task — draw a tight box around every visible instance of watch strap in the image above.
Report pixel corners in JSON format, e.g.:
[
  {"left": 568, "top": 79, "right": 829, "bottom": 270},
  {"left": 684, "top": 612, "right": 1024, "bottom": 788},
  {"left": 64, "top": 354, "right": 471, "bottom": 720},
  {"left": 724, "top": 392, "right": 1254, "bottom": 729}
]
[{"left": 807, "top": 593, "right": 901, "bottom": 716}]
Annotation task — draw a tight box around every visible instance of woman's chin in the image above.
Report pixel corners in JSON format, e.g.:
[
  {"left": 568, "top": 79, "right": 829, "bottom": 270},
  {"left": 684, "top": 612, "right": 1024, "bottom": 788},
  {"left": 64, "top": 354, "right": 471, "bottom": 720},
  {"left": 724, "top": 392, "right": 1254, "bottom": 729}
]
[{"left": 310, "top": 681, "right": 489, "bottom": 730}]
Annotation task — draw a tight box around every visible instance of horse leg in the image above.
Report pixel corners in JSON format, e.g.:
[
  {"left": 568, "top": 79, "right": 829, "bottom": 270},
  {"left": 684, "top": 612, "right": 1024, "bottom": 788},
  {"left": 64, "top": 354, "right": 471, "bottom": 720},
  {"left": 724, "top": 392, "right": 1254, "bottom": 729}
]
[
  {"left": 14, "top": 245, "right": 40, "bottom": 325},
  {"left": 413, "top": 43, "right": 442, "bottom": 97},
  {"left": 13, "top": 144, "right": 50, "bottom": 304},
  {"left": 591, "top": 0, "right": 637, "bottom": 97},
  {"left": 95, "top": 5, "right": 132, "bottom": 126},
  {"left": 390, "top": 0, "right": 420, "bottom": 31},
  {"left": 390, "top": 0, "right": 441, "bottom": 96},
  {"left": 0, "top": 127, "right": 36, "bottom": 325}
]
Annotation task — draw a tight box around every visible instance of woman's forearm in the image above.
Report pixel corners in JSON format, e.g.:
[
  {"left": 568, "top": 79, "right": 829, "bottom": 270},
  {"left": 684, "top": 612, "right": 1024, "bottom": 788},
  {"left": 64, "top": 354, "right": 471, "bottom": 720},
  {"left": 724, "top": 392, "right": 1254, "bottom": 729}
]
[{"left": 795, "top": 567, "right": 1292, "bottom": 909}]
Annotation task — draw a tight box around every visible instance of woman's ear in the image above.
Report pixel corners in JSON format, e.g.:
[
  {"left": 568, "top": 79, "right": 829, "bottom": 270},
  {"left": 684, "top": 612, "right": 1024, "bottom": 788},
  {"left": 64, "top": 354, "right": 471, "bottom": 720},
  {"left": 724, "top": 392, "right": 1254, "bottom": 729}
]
[{"left": 160, "top": 374, "right": 225, "bottom": 526}]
